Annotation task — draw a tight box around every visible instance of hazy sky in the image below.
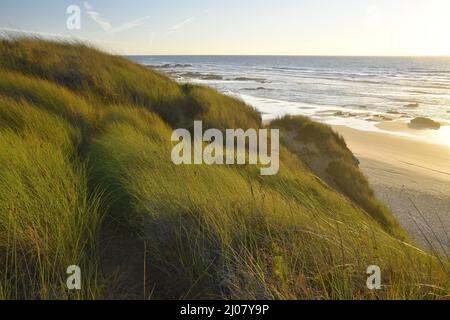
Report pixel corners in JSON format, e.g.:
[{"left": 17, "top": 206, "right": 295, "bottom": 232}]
[{"left": 1, "top": 0, "right": 450, "bottom": 55}]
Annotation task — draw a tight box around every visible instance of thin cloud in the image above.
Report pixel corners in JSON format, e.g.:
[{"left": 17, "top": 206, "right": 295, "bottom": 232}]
[
  {"left": 161, "top": 8, "right": 210, "bottom": 39},
  {"left": 171, "top": 17, "right": 195, "bottom": 31},
  {"left": 162, "top": 16, "right": 196, "bottom": 38},
  {"left": 83, "top": 1, "right": 151, "bottom": 35}
]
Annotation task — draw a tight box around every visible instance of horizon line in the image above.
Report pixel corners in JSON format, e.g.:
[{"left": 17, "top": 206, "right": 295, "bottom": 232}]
[
  {"left": 123, "top": 53, "right": 450, "bottom": 58},
  {"left": 2, "top": 32, "right": 450, "bottom": 58}
]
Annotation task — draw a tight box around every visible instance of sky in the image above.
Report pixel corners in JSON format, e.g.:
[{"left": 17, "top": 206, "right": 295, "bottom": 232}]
[{"left": 1, "top": 0, "right": 450, "bottom": 56}]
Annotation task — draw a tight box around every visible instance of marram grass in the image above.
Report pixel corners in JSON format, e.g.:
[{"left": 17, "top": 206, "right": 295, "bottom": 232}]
[{"left": 0, "top": 38, "right": 448, "bottom": 300}]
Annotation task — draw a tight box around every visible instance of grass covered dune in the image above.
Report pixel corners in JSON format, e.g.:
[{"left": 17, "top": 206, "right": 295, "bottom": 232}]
[{"left": 0, "top": 38, "right": 448, "bottom": 300}]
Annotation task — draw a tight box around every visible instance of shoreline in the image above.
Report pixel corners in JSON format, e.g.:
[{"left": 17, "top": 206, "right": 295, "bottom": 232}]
[{"left": 332, "top": 125, "right": 450, "bottom": 254}]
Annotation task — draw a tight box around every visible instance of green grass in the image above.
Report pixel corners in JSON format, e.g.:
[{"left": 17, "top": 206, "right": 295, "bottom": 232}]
[
  {"left": 270, "top": 115, "right": 355, "bottom": 162},
  {"left": 0, "top": 99, "right": 102, "bottom": 299},
  {"left": 181, "top": 84, "right": 261, "bottom": 131},
  {"left": 0, "top": 38, "right": 183, "bottom": 108},
  {"left": 270, "top": 115, "right": 406, "bottom": 237},
  {"left": 89, "top": 114, "right": 449, "bottom": 299},
  {"left": 0, "top": 38, "right": 449, "bottom": 300},
  {"left": 0, "top": 38, "right": 260, "bottom": 131}
]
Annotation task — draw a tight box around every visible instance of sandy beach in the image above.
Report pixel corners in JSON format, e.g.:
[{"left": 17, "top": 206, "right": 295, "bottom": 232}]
[{"left": 333, "top": 125, "right": 450, "bottom": 255}]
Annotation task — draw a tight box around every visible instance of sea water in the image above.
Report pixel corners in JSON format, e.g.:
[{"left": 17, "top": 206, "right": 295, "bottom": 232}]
[{"left": 127, "top": 55, "right": 450, "bottom": 146}]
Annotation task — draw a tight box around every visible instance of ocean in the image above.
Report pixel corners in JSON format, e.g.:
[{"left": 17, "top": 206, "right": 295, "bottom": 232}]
[{"left": 127, "top": 55, "right": 450, "bottom": 145}]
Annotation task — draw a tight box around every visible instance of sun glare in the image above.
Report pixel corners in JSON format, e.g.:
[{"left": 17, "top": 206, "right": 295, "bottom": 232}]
[{"left": 420, "top": 1, "right": 450, "bottom": 55}]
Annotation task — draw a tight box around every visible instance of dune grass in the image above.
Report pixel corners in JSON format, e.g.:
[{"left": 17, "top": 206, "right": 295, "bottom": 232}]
[
  {"left": 270, "top": 115, "right": 406, "bottom": 238},
  {"left": 0, "top": 38, "right": 183, "bottom": 107},
  {"left": 89, "top": 110, "right": 449, "bottom": 299},
  {"left": 0, "top": 38, "right": 449, "bottom": 300},
  {"left": 181, "top": 84, "right": 261, "bottom": 131},
  {"left": 270, "top": 115, "right": 353, "bottom": 161},
  {"left": 0, "top": 38, "right": 259, "bottom": 131},
  {"left": 0, "top": 98, "right": 103, "bottom": 299}
]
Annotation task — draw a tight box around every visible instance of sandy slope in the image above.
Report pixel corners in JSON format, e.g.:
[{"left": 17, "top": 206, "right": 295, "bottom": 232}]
[{"left": 332, "top": 125, "right": 450, "bottom": 255}]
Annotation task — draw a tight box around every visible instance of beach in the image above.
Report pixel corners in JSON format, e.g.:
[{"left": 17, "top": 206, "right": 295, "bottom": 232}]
[{"left": 332, "top": 125, "right": 450, "bottom": 254}]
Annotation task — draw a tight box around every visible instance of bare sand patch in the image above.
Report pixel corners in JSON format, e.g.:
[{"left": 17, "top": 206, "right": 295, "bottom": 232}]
[{"left": 332, "top": 125, "right": 450, "bottom": 255}]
